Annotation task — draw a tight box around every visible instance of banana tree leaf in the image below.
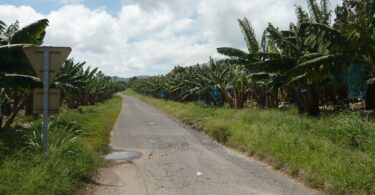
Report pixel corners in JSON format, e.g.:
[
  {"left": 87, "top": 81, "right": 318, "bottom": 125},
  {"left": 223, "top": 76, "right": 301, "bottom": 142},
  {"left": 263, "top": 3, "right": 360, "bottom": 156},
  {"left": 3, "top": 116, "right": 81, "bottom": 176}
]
[
  {"left": 0, "top": 35, "right": 9, "bottom": 43},
  {"left": 0, "top": 20, "right": 6, "bottom": 33},
  {"left": 299, "top": 22, "right": 346, "bottom": 52},
  {"left": 0, "top": 74, "right": 41, "bottom": 88},
  {"left": 10, "top": 19, "right": 48, "bottom": 45},
  {"left": 367, "top": 77, "right": 375, "bottom": 85},
  {"left": 287, "top": 53, "right": 344, "bottom": 79},
  {"left": 249, "top": 72, "right": 273, "bottom": 80},
  {"left": 0, "top": 44, "right": 35, "bottom": 73},
  {"left": 238, "top": 18, "right": 259, "bottom": 54},
  {"left": 266, "top": 23, "right": 300, "bottom": 53},
  {"left": 251, "top": 58, "right": 295, "bottom": 73},
  {"left": 0, "top": 44, "right": 29, "bottom": 53},
  {"left": 217, "top": 47, "right": 248, "bottom": 59},
  {"left": 287, "top": 73, "right": 307, "bottom": 87}
]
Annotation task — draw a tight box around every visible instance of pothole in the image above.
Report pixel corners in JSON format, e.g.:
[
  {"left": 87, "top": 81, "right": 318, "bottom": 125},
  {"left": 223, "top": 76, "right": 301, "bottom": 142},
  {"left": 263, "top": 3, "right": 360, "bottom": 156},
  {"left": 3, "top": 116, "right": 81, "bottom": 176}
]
[{"left": 105, "top": 151, "right": 143, "bottom": 161}]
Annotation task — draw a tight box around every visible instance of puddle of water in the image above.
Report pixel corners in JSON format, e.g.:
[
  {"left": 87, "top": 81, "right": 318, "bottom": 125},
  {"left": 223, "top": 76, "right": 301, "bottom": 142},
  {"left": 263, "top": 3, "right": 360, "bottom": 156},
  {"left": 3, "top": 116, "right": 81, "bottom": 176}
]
[{"left": 105, "top": 151, "right": 143, "bottom": 161}]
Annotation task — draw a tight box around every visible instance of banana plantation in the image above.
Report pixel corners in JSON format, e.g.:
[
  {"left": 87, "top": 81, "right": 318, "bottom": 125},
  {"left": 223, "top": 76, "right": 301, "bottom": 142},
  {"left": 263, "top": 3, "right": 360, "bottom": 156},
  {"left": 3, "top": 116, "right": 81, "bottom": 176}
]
[
  {"left": 130, "top": 0, "right": 375, "bottom": 116},
  {"left": 0, "top": 19, "right": 125, "bottom": 131}
]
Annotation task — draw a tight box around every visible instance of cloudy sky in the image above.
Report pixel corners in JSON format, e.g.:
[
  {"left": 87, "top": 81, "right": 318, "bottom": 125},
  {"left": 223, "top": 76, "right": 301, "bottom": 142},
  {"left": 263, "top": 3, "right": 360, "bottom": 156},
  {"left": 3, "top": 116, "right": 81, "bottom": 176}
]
[{"left": 0, "top": 0, "right": 341, "bottom": 77}]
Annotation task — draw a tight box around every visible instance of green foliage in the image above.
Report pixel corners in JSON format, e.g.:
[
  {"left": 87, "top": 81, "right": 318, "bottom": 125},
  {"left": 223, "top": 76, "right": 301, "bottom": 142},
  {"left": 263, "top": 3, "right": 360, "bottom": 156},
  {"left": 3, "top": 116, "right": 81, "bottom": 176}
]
[
  {"left": 238, "top": 17, "right": 260, "bottom": 54},
  {"left": 333, "top": 112, "right": 373, "bottom": 150},
  {"left": 55, "top": 58, "right": 124, "bottom": 109},
  {"left": 209, "top": 126, "right": 231, "bottom": 144},
  {"left": 9, "top": 19, "right": 49, "bottom": 45},
  {"left": 129, "top": 60, "right": 252, "bottom": 108},
  {"left": 0, "top": 96, "right": 122, "bottom": 195},
  {"left": 23, "top": 121, "right": 82, "bottom": 154}
]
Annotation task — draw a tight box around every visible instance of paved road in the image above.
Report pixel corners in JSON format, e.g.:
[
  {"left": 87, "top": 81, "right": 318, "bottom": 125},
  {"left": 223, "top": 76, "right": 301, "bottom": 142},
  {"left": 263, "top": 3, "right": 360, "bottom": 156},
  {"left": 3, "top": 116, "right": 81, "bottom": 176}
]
[{"left": 90, "top": 95, "right": 315, "bottom": 195}]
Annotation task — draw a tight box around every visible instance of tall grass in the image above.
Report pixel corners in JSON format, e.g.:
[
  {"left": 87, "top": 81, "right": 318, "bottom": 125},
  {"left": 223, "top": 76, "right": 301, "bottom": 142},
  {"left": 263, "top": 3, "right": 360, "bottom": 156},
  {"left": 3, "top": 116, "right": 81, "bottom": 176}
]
[
  {"left": 126, "top": 89, "right": 375, "bottom": 194},
  {"left": 0, "top": 95, "right": 122, "bottom": 195}
]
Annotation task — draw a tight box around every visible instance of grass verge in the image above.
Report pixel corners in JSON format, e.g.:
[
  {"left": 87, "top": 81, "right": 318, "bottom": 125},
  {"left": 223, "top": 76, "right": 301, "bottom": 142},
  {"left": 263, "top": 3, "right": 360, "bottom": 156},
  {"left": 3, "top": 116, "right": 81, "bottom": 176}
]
[
  {"left": 125, "top": 89, "right": 375, "bottom": 194},
  {"left": 0, "top": 95, "right": 122, "bottom": 195}
]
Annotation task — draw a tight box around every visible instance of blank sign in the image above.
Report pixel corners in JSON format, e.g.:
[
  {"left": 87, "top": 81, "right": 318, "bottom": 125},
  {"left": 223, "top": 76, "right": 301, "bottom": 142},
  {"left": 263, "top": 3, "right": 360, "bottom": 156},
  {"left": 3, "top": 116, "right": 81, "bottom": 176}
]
[{"left": 33, "top": 88, "right": 60, "bottom": 114}]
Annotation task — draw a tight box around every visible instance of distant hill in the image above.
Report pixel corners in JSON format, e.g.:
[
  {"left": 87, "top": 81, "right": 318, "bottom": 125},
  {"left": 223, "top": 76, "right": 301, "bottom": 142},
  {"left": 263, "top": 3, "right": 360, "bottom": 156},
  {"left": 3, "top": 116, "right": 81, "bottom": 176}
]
[
  {"left": 111, "top": 76, "right": 129, "bottom": 82},
  {"left": 111, "top": 75, "right": 150, "bottom": 83},
  {"left": 133, "top": 75, "right": 150, "bottom": 80}
]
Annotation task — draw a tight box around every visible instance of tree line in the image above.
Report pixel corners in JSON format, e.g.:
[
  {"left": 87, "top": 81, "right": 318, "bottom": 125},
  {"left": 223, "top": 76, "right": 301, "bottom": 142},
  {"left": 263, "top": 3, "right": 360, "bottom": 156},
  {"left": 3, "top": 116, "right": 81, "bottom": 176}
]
[
  {"left": 0, "top": 19, "right": 125, "bottom": 130},
  {"left": 129, "top": 0, "right": 375, "bottom": 116}
]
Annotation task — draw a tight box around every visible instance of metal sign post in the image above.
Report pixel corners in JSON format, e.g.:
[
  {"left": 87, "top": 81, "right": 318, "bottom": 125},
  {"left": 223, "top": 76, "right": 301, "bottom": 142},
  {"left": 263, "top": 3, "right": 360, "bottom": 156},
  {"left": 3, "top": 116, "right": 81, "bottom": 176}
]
[
  {"left": 23, "top": 46, "right": 71, "bottom": 155},
  {"left": 42, "top": 48, "right": 49, "bottom": 153}
]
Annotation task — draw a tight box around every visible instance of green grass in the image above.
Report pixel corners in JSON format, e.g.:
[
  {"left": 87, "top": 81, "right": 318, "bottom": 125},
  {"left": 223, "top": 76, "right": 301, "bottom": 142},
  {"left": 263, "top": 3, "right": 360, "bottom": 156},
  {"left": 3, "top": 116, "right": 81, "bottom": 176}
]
[
  {"left": 125, "top": 89, "right": 375, "bottom": 195},
  {"left": 0, "top": 95, "right": 122, "bottom": 195}
]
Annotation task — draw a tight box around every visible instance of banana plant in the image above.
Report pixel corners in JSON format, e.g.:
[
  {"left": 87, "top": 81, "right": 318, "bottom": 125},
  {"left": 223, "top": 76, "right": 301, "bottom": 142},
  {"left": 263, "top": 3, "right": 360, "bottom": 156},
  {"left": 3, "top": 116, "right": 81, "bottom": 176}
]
[
  {"left": 0, "top": 19, "right": 49, "bottom": 130},
  {"left": 55, "top": 58, "right": 122, "bottom": 108},
  {"left": 299, "top": 0, "right": 375, "bottom": 109},
  {"left": 54, "top": 59, "right": 85, "bottom": 108},
  {"left": 248, "top": 0, "right": 335, "bottom": 115}
]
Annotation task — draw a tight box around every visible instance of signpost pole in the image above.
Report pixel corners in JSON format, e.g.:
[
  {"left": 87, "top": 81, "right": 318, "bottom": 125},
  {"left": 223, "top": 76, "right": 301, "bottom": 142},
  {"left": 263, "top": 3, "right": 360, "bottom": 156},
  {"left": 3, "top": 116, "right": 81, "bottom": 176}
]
[
  {"left": 43, "top": 48, "right": 49, "bottom": 154},
  {"left": 23, "top": 46, "right": 71, "bottom": 155}
]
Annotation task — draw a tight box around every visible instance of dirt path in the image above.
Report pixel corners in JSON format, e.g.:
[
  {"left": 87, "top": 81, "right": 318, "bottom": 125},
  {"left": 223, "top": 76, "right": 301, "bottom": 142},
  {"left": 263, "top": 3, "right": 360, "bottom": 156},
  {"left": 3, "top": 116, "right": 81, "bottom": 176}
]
[{"left": 87, "top": 95, "right": 315, "bottom": 195}]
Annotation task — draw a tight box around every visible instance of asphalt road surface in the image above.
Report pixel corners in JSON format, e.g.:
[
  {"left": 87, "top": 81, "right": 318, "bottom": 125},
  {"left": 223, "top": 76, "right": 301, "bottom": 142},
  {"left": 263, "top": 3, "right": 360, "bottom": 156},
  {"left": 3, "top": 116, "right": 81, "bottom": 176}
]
[{"left": 89, "top": 95, "right": 315, "bottom": 195}]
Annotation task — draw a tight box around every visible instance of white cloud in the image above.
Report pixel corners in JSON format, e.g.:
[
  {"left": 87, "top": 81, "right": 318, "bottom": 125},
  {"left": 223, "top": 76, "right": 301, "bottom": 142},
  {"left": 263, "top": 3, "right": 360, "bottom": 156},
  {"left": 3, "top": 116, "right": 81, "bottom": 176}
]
[
  {"left": 55, "top": 0, "right": 84, "bottom": 5},
  {"left": 0, "top": 5, "right": 44, "bottom": 26},
  {"left": 0, "top": 0, "right": 342, "bottom": 77}
]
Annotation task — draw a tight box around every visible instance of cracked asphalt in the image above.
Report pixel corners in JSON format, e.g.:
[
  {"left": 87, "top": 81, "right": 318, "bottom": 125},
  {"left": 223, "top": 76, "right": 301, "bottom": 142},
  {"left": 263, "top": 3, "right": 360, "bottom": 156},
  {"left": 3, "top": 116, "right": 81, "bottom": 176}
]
[{"left": 89, "top": 95, "right": 315, "bottom": 195}]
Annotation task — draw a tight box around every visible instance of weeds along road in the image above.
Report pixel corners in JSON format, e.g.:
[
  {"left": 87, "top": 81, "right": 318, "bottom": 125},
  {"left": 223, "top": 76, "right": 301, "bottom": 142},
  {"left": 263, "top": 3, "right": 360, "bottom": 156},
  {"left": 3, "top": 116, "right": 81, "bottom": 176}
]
[{"left": 89, "top": 95, "right": 315, "bottom": 195}]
